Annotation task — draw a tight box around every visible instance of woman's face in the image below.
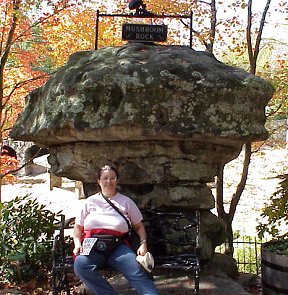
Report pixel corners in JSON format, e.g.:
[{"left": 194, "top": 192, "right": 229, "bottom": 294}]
[{"left": 97, "top": 169, "right": 118, "bottom": 196}]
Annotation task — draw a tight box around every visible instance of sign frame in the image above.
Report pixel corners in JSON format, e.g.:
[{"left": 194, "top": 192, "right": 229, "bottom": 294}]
[{"left": 95, "top": 10, "right": 193, "bottom": 50}]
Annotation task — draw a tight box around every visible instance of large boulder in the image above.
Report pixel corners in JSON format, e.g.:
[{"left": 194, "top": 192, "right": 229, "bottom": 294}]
[
  {"left": 11, "top": 43, "right": 273, "bottom": 146},
  {"left": 10, "top": 42, "right": 274, "bottom": 259}
]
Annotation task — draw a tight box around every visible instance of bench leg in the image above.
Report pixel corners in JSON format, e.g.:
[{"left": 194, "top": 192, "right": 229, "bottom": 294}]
[{"left": 194, "top": 268, "right": 200, "bottom": 295}]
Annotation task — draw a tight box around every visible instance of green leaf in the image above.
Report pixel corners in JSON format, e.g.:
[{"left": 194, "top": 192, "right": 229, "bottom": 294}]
[{"left": 8, "top": 252, "right": 26, "bottom": 261}]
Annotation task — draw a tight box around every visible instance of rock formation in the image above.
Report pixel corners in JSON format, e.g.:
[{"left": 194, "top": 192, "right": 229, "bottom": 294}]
[{"left": 10, "top": 42, "right": 274, "bottom": 260}]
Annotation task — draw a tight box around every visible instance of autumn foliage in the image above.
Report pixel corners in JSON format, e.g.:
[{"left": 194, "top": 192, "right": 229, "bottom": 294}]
[{"left": 0, "top": 154, "right": 18, "bottom": 184}]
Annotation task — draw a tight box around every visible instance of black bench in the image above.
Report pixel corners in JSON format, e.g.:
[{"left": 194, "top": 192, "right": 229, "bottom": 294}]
[{"left": 51, "top": 209, "right": 201, "bottom": 295}]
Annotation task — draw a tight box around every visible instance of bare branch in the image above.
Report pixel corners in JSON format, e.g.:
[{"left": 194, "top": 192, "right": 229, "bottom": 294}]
[
  {"left": 266, "top": 103, "right": 283, "bottom": 117},
  {"left": 246, "top": 0, "right": 254, "bottom": 72},
  {"left": 191, "top": 29, "right": 210, "bottom": 50},
  {"left": 196, "top": 0, "right": 211, "bottom": 5},
  {"left": 209, "top": 0, "right": 216, "bottom": 53},
  {"left": 1, "top": 0, "right": 21, "bottom": 73},
  {"left": 1, "top": 147, "right": 46, "bottom": 179},
  {"left": 3, "top": 73, "right": 50, "bottom": 108},
  {"left": 0, "top": 1, "right": 10, "bottom": 57},
  {"left": 247, "top": 0, "right": 272, "bottom": 74},
  {"left": 10, "top": 3, "right": 71, "bottom": 47},
  {"left": 254, "top": 0, "right": 272, "bottom": 63},
  {"left": 0, "top": 107, "right": 11, "bottom": 130},
  {"left": 216, "top": 164, "right": 226, "bottom": 217},
  {"left": 251, "top": 141, "right": 266, "bottom": 154},
  {"left": 228, "top": 143, "right": 252, "bottom": 223}
]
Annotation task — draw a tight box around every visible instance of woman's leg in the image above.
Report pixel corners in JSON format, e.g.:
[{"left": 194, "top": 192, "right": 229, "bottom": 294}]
[
  {"left": 108, "top": 244, "right": 159, "bottom": 295},
  {"left": 74, "top": 252, "right": 119, "bottom": 295}
]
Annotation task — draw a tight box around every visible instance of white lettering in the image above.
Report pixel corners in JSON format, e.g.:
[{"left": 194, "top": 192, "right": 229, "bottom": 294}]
[
  {"left": 135, "top": 33, "right": 154, "bottom": 40},
  {"left": 125, "top": 25, "right": 165, "bottom": 34}
]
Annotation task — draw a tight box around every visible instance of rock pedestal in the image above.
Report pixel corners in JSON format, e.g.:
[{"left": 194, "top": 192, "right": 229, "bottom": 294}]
[{"left": 10, "top": 42, "right": 274, "bottom": 259}]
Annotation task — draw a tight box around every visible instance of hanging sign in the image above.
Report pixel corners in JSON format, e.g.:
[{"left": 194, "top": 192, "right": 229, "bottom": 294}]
[{"left": 122, "top": 24, "right": 168, "bottom": 42}]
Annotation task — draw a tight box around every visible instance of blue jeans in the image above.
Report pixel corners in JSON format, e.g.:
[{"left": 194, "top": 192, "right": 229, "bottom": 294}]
[{"left": 74, "top": 244, "right": 159, "bottom": 295}]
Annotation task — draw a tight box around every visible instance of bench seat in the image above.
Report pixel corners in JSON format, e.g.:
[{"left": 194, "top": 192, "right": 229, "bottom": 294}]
[{"left": 51, "top": 209, "right": 201, "bottom": 295}]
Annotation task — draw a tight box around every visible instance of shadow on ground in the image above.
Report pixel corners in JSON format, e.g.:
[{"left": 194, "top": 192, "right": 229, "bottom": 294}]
[{"left": 76, "top": 271, "right": 260, "bottom": 295}]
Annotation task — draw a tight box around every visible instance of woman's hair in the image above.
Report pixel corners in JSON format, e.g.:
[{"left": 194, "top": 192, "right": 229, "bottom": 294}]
[{"left": 98, "top": 165, "right": 119, "bottom": 180}]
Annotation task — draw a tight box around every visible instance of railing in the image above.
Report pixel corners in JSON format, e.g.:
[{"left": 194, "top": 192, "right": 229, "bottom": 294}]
[{"left": 215, "top": 236, "right": 266, "bottom": 275}]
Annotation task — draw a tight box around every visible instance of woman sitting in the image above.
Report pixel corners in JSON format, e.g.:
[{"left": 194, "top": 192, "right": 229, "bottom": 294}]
[{"left": 73, "top": 165, "right": 158, "bottom": 295}]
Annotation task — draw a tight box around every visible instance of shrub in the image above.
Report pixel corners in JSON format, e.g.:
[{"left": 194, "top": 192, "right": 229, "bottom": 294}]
[
  {"left": 257, "top": 174, "right": 288, "bottom": 240},
  {"left": 0, "top": 194, "right": 59, "bottom": 284}
]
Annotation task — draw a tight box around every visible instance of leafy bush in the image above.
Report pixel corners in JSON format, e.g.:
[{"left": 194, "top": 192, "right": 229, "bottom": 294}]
[
  {"left": 257, "top": 174, "right": 288, "bottom": 240},
  {"left": 0, "top": 194, "right": 59, "bottom": 284}
]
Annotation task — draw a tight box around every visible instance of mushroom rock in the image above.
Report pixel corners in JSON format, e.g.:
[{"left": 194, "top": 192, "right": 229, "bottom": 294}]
[{"left": 10, "top": 42, "right": 274, "bottom": 259}]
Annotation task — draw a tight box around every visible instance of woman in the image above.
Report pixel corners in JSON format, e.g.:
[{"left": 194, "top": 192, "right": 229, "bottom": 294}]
[{"left": 73, "top": 165, "right": 158, "bottom": 295}]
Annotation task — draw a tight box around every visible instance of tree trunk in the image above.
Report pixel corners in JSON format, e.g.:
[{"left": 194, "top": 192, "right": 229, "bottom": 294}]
[
  {"left": 216, "top": 0, "right": 272, "bottom": 256},
  {"left": 0, "top": 0, "right": 21, "bottom": 203}
]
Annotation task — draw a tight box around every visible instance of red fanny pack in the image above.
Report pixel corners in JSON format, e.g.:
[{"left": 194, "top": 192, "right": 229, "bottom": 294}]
[{"left": 83, "top": 228, "right": 125, "bottom": 239}]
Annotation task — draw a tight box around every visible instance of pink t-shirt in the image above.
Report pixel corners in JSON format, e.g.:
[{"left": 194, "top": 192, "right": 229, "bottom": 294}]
[{"left": 75, "top": 192, "right": 143, "bottom": 233}]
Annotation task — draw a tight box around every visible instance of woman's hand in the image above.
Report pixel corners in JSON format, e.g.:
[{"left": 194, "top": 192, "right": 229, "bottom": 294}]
[
  {"left": 73, "top": 224, "right": 84, "bottom": 256},
  {"left": 132, "top": 221, "right": 148, "bottom": 256},
  {"left": 73, "top": 243, "right": 83, "bottom": 256},
  {"left": 137, "top": 242, "right": 148, "bottom": 256}
]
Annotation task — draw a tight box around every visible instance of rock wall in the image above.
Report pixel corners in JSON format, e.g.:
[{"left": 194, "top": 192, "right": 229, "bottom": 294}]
[{"left": 10, "top": 42, "right": 274, "bottom": 259}]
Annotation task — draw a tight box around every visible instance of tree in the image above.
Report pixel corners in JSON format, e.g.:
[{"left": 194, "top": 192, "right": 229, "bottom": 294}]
[
  {"left": 215, "top": 0, "right": 287, "bottom": 255},
  {"left": 0, "top": 0, "right": 81, "bottom": 201},
  {"left": 0, "top": 0, "right": 124, "bottom": 199},
  {"left": 40, "top": 6, "right": 96, "bottom": 68}
]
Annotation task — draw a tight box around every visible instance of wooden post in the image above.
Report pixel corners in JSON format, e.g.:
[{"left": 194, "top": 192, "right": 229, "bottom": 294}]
[
  {"left": 75, "top": 181, "right": 85, "bottom": 199},
  {"left": 49, "top": 173, "right": 62, "bottom": 190}
]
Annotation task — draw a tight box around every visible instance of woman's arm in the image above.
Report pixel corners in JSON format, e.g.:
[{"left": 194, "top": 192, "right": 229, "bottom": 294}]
[
  {"left": 132, "top": 221, "right": 148, "bottom": 256},
  {"left": 73, "top": 224, "right": 84, "bottom": 256}
]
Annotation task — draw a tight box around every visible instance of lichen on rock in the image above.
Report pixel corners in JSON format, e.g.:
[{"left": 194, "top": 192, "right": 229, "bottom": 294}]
[
  {"left": 10, "top": 42, "right": 274, "bottom": 259},
  {"left": 11, "top": 42, "right": 273, "bottom": 146}
]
